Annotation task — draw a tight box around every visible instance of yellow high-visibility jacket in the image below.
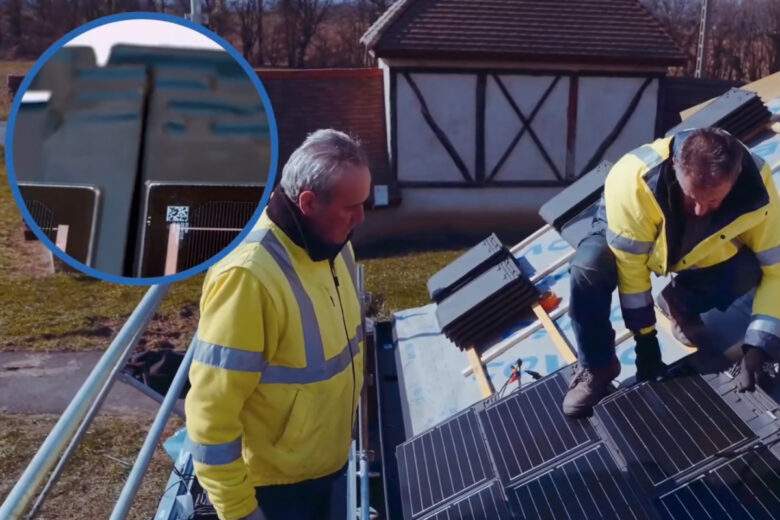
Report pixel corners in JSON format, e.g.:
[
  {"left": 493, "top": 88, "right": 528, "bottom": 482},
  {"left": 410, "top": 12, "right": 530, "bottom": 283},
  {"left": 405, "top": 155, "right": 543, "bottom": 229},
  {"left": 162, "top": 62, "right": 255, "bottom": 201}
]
[
  {"left": 603, "top": 133, "right": 780, "bottom": 356},
  {"left": 184, "top": 211, "right": 364, "bottom": 520}
]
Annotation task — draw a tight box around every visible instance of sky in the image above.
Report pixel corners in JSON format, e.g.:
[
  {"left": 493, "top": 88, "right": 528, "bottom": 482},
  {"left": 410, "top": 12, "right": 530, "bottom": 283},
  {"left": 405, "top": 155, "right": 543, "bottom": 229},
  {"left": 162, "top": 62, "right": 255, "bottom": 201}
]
[{"left": 65, "top": 19, "right": 223, "bottom": 66}]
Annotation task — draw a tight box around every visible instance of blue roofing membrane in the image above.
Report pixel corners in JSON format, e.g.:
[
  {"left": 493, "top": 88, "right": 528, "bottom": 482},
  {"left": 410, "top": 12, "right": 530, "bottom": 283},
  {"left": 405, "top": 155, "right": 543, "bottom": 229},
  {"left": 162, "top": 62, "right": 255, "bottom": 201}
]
[{"left": 395, "top": 130, "right": 780, "bottom": 436}]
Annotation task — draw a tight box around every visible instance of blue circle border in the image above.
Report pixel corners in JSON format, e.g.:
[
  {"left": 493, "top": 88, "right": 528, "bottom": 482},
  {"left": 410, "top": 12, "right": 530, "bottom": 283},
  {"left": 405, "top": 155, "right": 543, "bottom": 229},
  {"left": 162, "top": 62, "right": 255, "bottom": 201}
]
[{"left": 3, "top": 12, "right": 279, "bottom": 286}]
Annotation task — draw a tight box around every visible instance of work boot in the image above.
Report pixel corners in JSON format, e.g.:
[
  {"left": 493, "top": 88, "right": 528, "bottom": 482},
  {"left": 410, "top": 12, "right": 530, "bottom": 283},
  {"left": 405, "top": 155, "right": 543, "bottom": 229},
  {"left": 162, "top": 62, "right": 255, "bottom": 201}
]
[
  {"left": 735, "top": 345, "right": 776, "bottom": 392},
  {"left": 563, "top": 357, "right": 621, "bottom": 418},
  {"left": 656, "top": 292, "right": 706, "bottom": 347}
]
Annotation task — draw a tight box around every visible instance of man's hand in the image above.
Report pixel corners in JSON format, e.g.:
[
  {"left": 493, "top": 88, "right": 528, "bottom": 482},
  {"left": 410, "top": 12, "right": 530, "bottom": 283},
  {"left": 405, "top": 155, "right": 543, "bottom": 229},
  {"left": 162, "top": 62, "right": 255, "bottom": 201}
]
[
  {"left": 635, "top": 330, "right": 667, "bottom": 382},
  {"left": 736, "top": 345, "right": 774, "bottom": 392}
]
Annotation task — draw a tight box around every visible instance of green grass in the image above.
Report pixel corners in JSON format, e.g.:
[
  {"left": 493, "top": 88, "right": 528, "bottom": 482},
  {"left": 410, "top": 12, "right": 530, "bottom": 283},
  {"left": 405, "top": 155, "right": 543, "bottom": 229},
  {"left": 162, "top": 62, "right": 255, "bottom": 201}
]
[
  {"left": 363, "top": 248, "right": 465, "bottom": 319},
  {"left": 0, "top": 60, "right": 32, "bottom": 119},
  {"left": 1, "top": 142, "right": 464, "bottom": 348},
  {"left": 0, "top": 146, "right": 204, "bottom": 350},
  {"left": 0, "top": 413, "right": 182, "bottom": 519}
]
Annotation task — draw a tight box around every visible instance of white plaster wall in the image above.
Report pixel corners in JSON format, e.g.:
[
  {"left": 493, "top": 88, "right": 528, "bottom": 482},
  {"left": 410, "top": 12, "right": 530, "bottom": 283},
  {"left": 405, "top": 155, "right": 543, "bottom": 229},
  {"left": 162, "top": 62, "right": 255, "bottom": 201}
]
[
  {"left": 396, "top": 73, "right": 477, "bottom": 182},
  {"left": 485, "top": 74, "right": 569, "bottom": 181},
  {"left": 574, "top": 77, "right": 659, "bottom": 175}
]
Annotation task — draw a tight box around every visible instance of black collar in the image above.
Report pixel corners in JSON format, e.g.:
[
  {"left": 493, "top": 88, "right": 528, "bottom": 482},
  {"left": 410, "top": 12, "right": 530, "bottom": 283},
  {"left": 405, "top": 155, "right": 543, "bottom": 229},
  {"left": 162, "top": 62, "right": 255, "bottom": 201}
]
[
  {"left": 648, "top": 136, "right": 769, "bottom": 265},
  {"left": 266, "top": 185, "right": 347, "bottom": 262}
]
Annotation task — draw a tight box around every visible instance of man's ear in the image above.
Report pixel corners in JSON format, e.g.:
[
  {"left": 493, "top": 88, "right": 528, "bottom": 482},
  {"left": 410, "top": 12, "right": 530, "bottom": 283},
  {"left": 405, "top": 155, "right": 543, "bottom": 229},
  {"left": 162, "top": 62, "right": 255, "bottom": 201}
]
[{"left": 298, "top": 190, "right": 317, "bottom": 216}]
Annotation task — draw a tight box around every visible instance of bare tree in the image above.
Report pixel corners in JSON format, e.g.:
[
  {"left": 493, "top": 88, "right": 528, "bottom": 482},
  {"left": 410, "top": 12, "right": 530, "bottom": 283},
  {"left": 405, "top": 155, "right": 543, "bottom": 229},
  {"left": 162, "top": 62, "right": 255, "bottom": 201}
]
[
  {"left": 233, "top": 0, "right": 265, "bottom": 64},
  {"left": 279, "top": 0, "right": 333, "bottom": 67}
]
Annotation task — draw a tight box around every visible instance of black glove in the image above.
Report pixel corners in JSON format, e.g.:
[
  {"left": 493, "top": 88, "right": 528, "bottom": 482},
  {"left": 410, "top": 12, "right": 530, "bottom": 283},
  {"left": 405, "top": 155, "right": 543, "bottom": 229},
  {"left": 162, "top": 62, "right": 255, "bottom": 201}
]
[
  {"left": 634, "top": 330, "right": 666, "bottom": 382},
  {"left": 736, "top": 344, "right": 774, "bottom": 392}
]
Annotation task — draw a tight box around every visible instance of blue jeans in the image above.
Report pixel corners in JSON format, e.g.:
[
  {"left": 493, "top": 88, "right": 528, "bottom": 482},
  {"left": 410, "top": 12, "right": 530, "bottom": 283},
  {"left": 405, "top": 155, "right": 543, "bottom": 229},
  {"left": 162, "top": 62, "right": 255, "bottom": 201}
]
[{"left": 569, "top": 232, "right": 762, "bottom": 369}]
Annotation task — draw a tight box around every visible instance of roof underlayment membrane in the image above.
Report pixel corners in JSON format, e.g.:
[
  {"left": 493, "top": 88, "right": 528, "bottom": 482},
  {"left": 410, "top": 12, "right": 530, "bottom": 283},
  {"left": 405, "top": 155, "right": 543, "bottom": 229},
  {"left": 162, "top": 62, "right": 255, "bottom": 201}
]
[{"left": 391, "top": 89, "right": 780, "bottom": 519}]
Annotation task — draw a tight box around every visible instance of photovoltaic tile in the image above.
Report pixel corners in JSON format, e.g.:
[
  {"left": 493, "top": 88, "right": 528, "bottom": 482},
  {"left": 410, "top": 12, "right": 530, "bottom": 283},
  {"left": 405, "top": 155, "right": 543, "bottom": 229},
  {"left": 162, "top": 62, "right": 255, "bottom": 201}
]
[
  {"left": 657, "top": 446, "right": 780, "bottom": 519},
  {"left": 397, "top": 409, "right": 495, "bottom": 519},
  {"left": 508, "top": 444, "right": 651, "bottom": 520},
  {"left": 481, "top": 372, "right": 599, "bottom": 483},
  {"left": 595, "top": 375, "right": 755, "bottom": 491},
  {"left": 420, "top": 481, "right": 513, "bottom": 520}
]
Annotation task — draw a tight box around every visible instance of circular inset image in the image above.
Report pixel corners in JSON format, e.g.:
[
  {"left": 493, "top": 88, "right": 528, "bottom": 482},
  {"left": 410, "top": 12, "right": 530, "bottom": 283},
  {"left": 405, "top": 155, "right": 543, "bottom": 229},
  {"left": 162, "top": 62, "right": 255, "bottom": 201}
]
[{"left": 6, "top": 13, "right": 277, "bottom": 284}]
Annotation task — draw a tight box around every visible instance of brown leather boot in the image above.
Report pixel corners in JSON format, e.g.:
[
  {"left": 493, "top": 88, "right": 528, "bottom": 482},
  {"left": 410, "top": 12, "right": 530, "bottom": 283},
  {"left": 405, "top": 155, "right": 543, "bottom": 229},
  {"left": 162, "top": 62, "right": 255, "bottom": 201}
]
[{"left": 562, "top": 357, "right": 621, "bottom": 418}]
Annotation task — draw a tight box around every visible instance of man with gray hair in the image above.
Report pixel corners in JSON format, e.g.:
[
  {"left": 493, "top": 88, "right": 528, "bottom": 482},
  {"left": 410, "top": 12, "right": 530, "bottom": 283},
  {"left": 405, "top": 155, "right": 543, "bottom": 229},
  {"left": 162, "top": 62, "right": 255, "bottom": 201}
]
[
  {"left": 185, "top": 129, "right": 371, "bottom": 519},
  {"left": 563, "top": 127, "right": 780, "bottom": 418}
]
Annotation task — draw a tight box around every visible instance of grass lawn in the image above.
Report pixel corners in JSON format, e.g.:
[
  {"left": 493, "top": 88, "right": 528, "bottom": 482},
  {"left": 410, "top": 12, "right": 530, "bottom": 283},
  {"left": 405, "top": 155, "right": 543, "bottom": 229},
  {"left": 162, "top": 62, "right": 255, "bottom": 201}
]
[
  {"left": 363, "top": 249, "right": 465, "bottom": 319},
  {"left": 0, "top": 61, "right": 33, "bottom": 120},
  {"left": 0, "top": 413, "right": 183, "bottom": 519},
  {"left": 0, "top": 146, "right": 204, "bottom": 351},
  {"left": 1, "top": 142, "right": 463, "bottom": 349}
]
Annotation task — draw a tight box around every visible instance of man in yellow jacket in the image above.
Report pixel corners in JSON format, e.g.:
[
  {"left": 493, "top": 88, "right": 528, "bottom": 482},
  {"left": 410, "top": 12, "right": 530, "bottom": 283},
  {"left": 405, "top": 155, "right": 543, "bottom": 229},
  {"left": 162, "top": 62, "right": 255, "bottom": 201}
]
[
  {"left": 185, "top": 129, "right": 371, "bottom": 519},
  {"left": 564, "top": 127, "right": 780, "bottom": 417}
]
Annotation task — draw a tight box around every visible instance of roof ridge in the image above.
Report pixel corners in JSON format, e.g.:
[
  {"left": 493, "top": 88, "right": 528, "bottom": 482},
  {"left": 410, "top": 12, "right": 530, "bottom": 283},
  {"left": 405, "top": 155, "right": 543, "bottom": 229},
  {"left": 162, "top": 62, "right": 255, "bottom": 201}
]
[{"left": 360, "top": 0, "right": 418, "bottom": 51}]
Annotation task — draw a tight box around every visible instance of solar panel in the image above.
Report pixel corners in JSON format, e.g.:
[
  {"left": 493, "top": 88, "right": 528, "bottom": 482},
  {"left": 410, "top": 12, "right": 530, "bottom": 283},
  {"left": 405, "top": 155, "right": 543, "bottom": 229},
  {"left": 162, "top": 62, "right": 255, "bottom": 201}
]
[
  {"left": 507, "top": 444, "right": 651, "bottom": 520},
  {"left": 595, "top": 375, "right": 755, "bottom": 491},
  {"left": 396, "top": 409, "right": 496, "bottom": 519},
  {"left": 481, "top": 372, "right": 599, "bottom": 483},
  {"left": 135, "top": 183, "right": 263, "bottom": 276},
  {"left": 656, "top": 446, "right": 780, "bottom": 520},
  {"left": 419, "top": 481, "right": 513, "bottom": 520},
  {"left": 18, "top": 183, "right": 100, "bottom": 265}
]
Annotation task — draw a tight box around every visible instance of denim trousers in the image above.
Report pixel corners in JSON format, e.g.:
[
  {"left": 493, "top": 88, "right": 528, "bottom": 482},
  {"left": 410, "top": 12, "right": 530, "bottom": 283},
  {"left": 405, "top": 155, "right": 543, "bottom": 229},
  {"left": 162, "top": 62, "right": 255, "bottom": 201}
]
[
  {"left": 569, "top": 232, "right": 762, "bottom": 369},
  {"left": 253, "top": 463, "right": 347, "bottom": 520}
]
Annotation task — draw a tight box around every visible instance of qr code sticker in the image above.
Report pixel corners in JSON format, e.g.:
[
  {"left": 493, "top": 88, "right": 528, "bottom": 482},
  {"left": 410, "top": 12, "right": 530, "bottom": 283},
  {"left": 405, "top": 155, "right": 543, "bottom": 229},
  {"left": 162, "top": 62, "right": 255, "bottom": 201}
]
[{"left": 166, "top": 206, "right": 189, "bottom": 223}]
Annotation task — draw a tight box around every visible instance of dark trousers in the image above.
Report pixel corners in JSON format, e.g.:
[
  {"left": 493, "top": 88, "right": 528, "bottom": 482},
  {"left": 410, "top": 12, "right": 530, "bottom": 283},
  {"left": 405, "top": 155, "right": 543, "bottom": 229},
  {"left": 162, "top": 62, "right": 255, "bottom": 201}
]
[
  {"left": 569, "top": 232, "right": 762, "bottom": 369},
  {"left": 254, "top": 464, "right": 348, "bottom": 520}
]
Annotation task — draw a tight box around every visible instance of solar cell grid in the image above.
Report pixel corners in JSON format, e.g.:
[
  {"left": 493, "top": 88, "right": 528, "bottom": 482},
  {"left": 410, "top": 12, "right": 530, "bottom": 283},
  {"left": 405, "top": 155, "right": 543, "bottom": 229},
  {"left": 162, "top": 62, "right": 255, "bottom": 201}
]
[
  {"left": 420, "top": 481, "right": 513, "bottom": 520},
  {"left": 508, "top": 444, "right": 650, "bottom": 520},
  {"left": 481, "top": 373, "right": 598, "bottom": 483},
  {"left": 397, "top": 410, "right": 495, "bottom": 519},
  {"left": 595, "top": 375, "right": 755, "bottom": 491},
  {"left": 657, "top": 446, "right": 780, "bottom": 519}
]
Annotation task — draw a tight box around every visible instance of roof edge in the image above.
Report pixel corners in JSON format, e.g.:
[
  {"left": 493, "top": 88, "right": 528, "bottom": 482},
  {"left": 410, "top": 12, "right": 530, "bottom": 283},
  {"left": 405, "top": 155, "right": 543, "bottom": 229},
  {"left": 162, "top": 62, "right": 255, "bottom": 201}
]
[
  {"left": 256, "top": 68, "right": 382, "bottom": 80},
  {"left": 360, "top": 0, "right": 417, "bottom": 50},
  {"left": 372, "top": 48, "right": 687, "bottom": 68}
]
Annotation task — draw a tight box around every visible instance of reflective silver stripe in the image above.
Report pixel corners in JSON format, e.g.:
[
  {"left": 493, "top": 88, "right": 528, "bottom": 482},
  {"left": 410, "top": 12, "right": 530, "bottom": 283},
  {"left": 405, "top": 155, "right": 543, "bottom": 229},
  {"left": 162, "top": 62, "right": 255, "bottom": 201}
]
[
  {"left": 756, "top": 245, "right": 780, "bottom": 266},
  {"left": 192, "top": 336, "right": 267, "bottom": 373},
  {"left": 245, "top": 226, "right": 362, "bottom": 384},
  {"left": 748, "top": 315, "right": 780, "bottom": 338},
  {"left": 263, "top": 325, "right": 363, "bottom": 384},
  {"left": 631, "top": 144, "right": 662, "bottom": 168},
  {"left": 260, "top": 231, "right": 326, "bottom": 369},
  {"left": 619, "top": 290, "right": 653, "bottom": 310},
  {"left": 244, "top": 227, "right": 268, "bottom": 244},
  {"left": 606, "top": 228, "right": 653, "bottom": 255},
  {"left": 187, "top": 434, "right": 242, "bottom": 465}
]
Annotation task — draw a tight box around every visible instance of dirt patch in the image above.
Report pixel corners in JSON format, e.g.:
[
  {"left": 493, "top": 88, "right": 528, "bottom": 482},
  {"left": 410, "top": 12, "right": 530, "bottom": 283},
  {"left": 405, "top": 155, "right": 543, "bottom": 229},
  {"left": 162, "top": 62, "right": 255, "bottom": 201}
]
[
  {"left": 0, "top": 304, "right": 199, "bottom": 352},
  {"left": 0, "top": 412, "right": 183, "bottom": 519},
  {"left": 3, "top": 223, "right": 56, "bottom": 279}
]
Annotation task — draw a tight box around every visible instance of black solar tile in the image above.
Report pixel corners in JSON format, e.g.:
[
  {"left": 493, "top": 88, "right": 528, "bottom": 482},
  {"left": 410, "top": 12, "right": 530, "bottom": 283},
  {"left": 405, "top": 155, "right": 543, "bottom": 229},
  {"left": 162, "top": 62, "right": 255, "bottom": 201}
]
[
  {"left": 420, "top": 481, "right": 513, "bottom": 520},
  {"left": 397, "top": 409, "right": 496, "bottom": 519},
  {"left": 427, "top": 233, "right": 507, "bottom": 302},
  {"left": 657, "top": 446, "right": 780, "bottom": 519},
  {"left": 481, "top": 373, "right": 599, "bottom": 483},
  {"left": 508, "top": 444, "right": 651, "bottom": 520},
  {"left": 595, "top": 375, "right": 755, "bottom": 491}
]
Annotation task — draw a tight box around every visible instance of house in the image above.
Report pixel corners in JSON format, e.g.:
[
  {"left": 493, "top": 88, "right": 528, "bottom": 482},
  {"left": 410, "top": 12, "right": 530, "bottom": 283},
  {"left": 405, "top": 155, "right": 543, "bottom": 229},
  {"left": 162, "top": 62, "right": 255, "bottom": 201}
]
[{"left": 357, "top": 0, "right": 685, "bottom": 248}]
